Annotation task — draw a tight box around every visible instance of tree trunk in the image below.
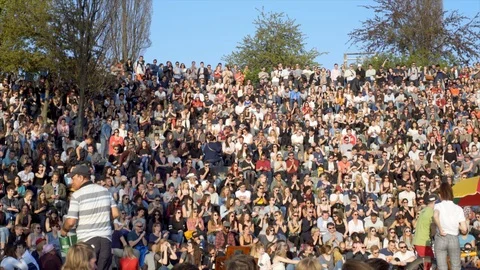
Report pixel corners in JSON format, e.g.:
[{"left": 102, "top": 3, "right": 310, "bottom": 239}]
[
  {"left": 41, "top": 80, "right": 49, "bottom": 124},
  {"left": 121, "top": 0, "right": 128, "bottom": 61},
  {"left": 75, "top": 60, "right": 87, "bottom": 141}
]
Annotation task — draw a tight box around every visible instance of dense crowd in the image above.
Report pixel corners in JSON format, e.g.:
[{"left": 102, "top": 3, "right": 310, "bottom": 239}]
[{"left": 0, "top": 57, "right": 480, "bottom": 270}]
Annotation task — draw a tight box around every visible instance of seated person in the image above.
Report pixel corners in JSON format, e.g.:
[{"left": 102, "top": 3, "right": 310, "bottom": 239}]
[{"left": 392, "top": 241, "right": 416, "bottom": 267}]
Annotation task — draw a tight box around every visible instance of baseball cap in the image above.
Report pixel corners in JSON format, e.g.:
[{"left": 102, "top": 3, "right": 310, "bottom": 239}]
[
  {"left": 425, "top": 194, "right": 438, "bottom": 203},
  {"left": 42, "top": 244, "right": 55, "bottom": 255},
  {"left": 67, "top": 164, "right": 90, "bottom": 178},
  {"left": 35, "top": 238, "right": 46, "bottom": 246}
]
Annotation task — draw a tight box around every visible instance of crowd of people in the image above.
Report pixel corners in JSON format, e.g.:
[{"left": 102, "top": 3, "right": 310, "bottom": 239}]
[{"left": 0, "top": 57, "right": 480, "bottom": 270}]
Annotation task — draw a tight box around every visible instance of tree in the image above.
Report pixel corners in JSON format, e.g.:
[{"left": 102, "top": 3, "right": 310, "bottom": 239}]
[
  {"left": 223, "top": 8, "right": 323, "bottom": 79},
  {"left": 51, "top": 0, "right": 117, "bottom": 140},
  {"left": 348, "top": 0, "right": 480, "bottom": 65},
  {"left": 0, "top": 0, "right": 53, "bottom": 72},
  {"left": 104, "top": 0, "right": 152, "bottom": 62}
]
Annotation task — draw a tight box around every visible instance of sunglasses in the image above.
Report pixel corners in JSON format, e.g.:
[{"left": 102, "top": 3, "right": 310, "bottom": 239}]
[{"left": 399, "top": 246, "right": 407, "bottom": 249}]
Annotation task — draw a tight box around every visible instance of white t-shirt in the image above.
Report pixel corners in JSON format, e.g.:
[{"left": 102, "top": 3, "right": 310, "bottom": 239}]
[
  {"left": 398, "top": 191, "right": 416, "bottom": 207},
  {"left": 258, "top": 253, "right": 271, "bottom": 270},
  {"left": 348, "top": 219, "right": 365, "bottom": 235},
  {"left": 364, "top": 217, "right": 384, "bottom": 231},
  {"left": 434, "top": 200, "right": 465, "bottom": 236},
  {"left": 368, "top": 253, "right": 387, "bottom": 261},
  {"left": 18, "top": 171, "right": 34, "bottom": 184},
  {"left": 394, "top": 250, "right": 416, "bottom": 262},
  {"left": 329, "top": 193, "right": 344, "bottom": 205},
  {"left": 235, "top": 190, "right": 251, "bottom": 201}
]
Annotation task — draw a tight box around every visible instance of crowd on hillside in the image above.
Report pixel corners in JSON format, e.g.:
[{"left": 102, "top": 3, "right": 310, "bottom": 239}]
[{"left": 0, "top": 57, "right": 480, "bottom": 270}]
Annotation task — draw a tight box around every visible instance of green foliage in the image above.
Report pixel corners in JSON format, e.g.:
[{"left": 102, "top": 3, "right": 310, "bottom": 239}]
[
  {"left": 0, "top": 0, "right": 53, "bottom": 72},
  {"left": 223, "top": 8, "right": 324, "bottom": 82},
  {"left": 349, "top": 0, "right": 480, "bottom": 65},
  {"left": 361, "top": 52, "right": 451, "bottom": 70}
]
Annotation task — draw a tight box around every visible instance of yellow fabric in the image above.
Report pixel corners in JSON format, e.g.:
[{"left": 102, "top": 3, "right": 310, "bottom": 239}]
[
  {"left": 184, "top": 230, "right": 194, "bottom": 240},
  {"left": 453, "top": 176, "right": 479, "bottom": 198}
]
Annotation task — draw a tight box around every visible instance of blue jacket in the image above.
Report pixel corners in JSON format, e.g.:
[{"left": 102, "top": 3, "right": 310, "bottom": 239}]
[{"left": 100, "top": 123, "right": 112, "bottom": 140}]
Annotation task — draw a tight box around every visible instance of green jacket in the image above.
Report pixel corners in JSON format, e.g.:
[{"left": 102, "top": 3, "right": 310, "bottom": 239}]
[{"left": 43, "top": 182, "right": 67, "bottom": 204}]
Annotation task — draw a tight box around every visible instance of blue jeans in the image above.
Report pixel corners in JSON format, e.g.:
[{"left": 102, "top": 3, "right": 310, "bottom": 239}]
[
  {"left": 169, "top": 232, "right": 184, "bottom": 245},
  {"left": 100, "top": 137, "right": 108, "bottom": 158},
  {"left": 366, "top": 193, "right": 378, "bottom": 201},
  {"left": 140, "top": 156, "right": 150, "bottom": 172},
  {"left": 134, "top": 245, "right": 148, "bottom": 267},
  {"left": 192, "top": 159, "right": 204, "bottom": 170},
  {"left": 0, "top": 227, "right": 9, "bottom": 245},
  {"left": 5, "top": 212, "right": 16, "bottom": 222},
  {"left": 207, "top": 233, "right": 216, "bottom": 244},
  {"left": 434, "top": 233, "right": 461, "bottom": 270},
  {"left": 286, "top": 258, "right": 300, "bottom": 270}
]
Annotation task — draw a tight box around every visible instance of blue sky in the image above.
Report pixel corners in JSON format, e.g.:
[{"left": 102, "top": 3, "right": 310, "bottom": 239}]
[{"left": 143, "top": 0, "right": 480, "bottom": 68}]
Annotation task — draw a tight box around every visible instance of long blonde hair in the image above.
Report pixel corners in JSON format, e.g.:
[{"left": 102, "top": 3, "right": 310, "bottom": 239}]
[
  {"left": 122, "top": 246, "right": 137, "bottom": 259},
  {"left": 63, "top": 242, "right": 96, "bottom": 270},
  {"left": 296, "top": 257, "right": 322, "bottom": 270}
]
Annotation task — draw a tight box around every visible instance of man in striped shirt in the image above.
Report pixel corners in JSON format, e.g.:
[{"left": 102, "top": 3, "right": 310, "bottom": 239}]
[{"left": 61, "top": 164, "right": 119, "bottom": 270}]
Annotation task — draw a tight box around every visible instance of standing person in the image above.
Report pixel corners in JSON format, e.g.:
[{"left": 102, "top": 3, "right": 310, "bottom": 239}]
[
  {"left": 134, "top": 56, "right": 146, "bottom": 81},
  {"left": 433, "top": 183, "right": 467, "bottom": 270},
  {"left": 100, "top": 118, "right": 112, "bottom": 158},
  {"left": 61, "top": 164, "right": 119, "bottom": 270},
  {"left": 413, "top": 194, "right": 437, "bottom": 270}
]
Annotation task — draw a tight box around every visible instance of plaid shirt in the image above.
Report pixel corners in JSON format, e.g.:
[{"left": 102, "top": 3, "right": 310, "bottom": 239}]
[{"left": 215, "top": 231, "right": 236, "bottom": 250}]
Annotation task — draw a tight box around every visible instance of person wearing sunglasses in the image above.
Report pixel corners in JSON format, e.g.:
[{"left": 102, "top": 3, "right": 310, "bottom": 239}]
[
  {"left": 368, "top": 245, "right": 386, "bottom": 260},
  {"left": 345, "top": 241, "right": 369, "bottom": 261},
  {"left": 392, "top": 241, "right": 416, "bottom": 267},
  {"left": 126, "top": 220, "right": 148, "bottom": 266}
]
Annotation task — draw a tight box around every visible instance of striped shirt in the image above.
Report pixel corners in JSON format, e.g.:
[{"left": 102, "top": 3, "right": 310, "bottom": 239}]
[{"left": 66, "top": 183, "right": 117, "bottom": 242}]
